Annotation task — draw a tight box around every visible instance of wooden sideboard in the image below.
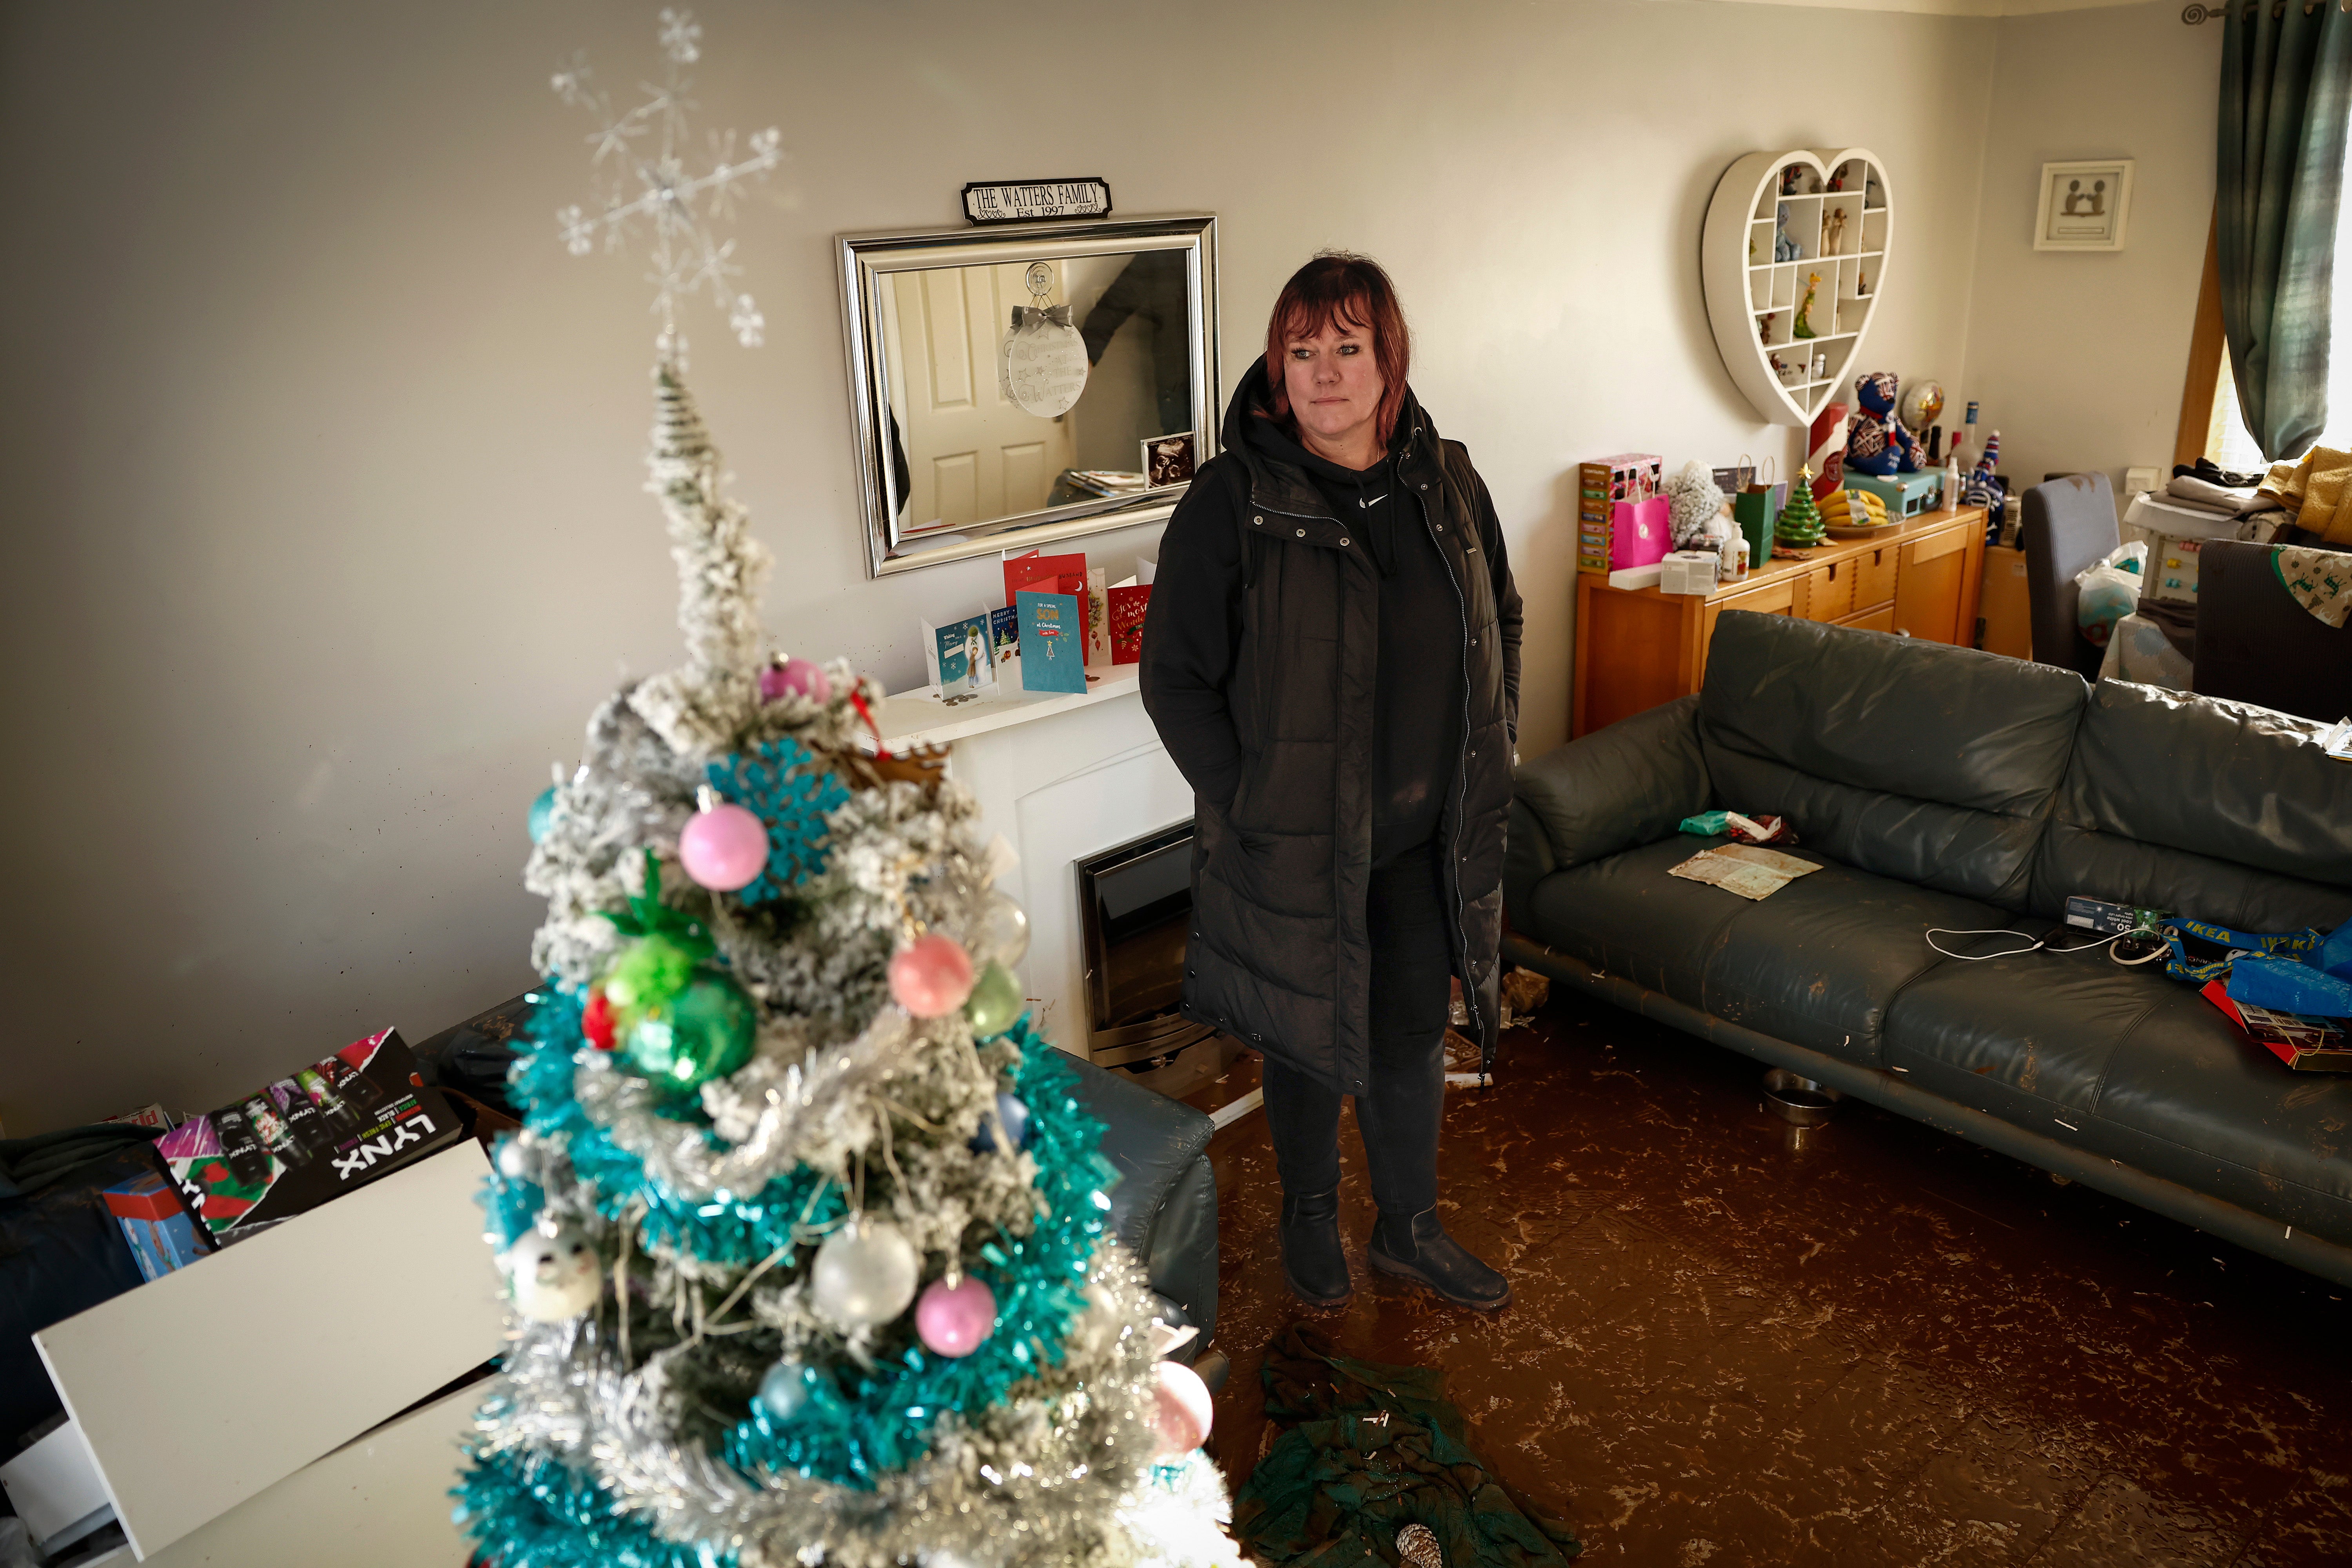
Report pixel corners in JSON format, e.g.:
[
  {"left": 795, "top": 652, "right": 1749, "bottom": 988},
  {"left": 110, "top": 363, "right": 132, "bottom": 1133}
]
[{"left": 1571, "top": 503, "right": 1988, "bottom": 738}]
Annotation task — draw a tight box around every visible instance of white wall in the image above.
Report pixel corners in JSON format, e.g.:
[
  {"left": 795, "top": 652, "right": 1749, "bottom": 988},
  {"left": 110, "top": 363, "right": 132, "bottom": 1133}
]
[
  {"left": 1959, "top": 2, "right": 2222, "bottom": 490},
  {"left": 0, "top": 0, "right": 2005, "bottom": 1133}
]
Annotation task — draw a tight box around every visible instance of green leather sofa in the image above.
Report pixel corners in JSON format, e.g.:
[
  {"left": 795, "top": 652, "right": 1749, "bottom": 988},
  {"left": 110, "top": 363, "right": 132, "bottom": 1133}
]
[{"left": 1504, "top": 611, "right": 2352, "bottom": 1286}]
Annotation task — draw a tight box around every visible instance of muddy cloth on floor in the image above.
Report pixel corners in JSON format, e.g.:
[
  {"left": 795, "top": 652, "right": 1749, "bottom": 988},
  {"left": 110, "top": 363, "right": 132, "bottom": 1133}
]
[{"left": 1234, "top": 1325, "right": 1581, "bottom": 1566}]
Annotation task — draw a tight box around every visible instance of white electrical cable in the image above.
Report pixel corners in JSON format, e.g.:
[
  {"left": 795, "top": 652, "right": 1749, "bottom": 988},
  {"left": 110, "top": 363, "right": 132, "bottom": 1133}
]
[{"left": 1924, "top": 927, "right": 2172, "bottom": 965}]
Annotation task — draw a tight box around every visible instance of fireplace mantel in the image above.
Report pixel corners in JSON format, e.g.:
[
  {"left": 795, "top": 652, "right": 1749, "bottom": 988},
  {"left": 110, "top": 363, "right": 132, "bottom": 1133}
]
[
  {"left": 867, "top": 662, "right": 1191, "bottom": 1062},
  {"left": 865, "top": 662, "right": 1142, "bottom": 754}
]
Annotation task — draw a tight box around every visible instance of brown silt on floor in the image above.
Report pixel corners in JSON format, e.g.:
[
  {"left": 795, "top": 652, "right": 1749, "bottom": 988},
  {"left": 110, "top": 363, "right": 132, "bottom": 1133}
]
[{"left": 1195, "top": 990, "right": 2352, "bottom": 1565}]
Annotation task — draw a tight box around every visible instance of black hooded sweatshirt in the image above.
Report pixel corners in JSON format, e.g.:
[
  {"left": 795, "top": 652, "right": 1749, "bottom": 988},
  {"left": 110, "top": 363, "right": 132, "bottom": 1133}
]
[{"left": 1152, "top": 380, "right": 1465, "bottom": 866}]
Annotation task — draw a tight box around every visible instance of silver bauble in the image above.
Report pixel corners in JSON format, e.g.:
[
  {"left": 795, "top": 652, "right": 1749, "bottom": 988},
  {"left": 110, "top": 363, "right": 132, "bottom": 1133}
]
[
  {"left": 978, "top": 891, "right": 1031, "bottom": 966},
  {"left": 810, "top": 1218, "right": 920, "bottom": 1328}
]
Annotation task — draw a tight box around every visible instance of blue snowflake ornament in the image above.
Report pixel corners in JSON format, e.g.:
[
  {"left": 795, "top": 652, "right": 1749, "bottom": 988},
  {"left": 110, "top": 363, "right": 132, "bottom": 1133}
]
[{"left": 705, "top": 738, "right": 849, "bottom": 905}]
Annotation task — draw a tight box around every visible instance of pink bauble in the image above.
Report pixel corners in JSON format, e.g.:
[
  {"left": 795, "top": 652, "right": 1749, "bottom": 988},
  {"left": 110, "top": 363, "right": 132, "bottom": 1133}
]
[
  {"left": 1151, "top": 1359, "right": 1214, "bottom": 1456},
  {"left": 888, "top": 934, "right": 975, "bottom": 1016},
  {"left": 914, "top": 1275, "right": 996, "bottom": 1358},
  {"left": 760, "top": 657, "right": 832, "bottom": 706},
  {"left": 678, "top": 803, "right": 769, "bottom": 891}
]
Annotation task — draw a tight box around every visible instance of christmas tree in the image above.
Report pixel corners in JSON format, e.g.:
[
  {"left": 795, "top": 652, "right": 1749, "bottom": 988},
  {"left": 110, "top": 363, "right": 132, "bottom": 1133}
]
[
  {"left": 452, "top": 16, "right": 1242, "bottom": 1567},
  {"left": 1774, "top": 466, "right": 1827, "bottom": 547}
]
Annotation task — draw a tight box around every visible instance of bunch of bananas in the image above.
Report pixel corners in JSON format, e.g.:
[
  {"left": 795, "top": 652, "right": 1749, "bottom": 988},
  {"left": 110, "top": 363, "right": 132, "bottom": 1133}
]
[{"left": 1820, "top": 487, "right": 1891, "bottom": 529}]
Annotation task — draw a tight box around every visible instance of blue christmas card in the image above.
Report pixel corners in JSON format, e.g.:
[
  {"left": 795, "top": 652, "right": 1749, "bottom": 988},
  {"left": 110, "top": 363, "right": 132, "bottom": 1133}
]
[
  {"left": 928, "top": 612, "right": 995, "bottom": 699},
  {"left": 1016, "top": 590, "right": 1087, "bottom": 693}
]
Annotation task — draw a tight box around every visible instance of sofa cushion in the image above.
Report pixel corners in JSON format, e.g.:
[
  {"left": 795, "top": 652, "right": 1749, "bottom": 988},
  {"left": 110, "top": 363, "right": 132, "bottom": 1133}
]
[
  {"left": 1522, "top": 835, "right": 2007, "bottom": 1067},
  {"left": 2027, "top": 681, "right": 2352, "bottom": 926},
  {"left": 1885, "top": 953, "right": 2352, "bottom": 1245},
  {"left": 1515, "top": 695, "right": 1710, "bottom": 873},
  {"left": 1698, "top": 613, "right": 2089, "bottom": 908}
]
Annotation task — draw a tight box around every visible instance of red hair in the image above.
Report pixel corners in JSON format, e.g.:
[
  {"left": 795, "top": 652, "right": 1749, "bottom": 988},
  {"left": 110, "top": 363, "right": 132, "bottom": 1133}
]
[{"left": 1262, "top": 253, "right": 1411, "bottom": 449}]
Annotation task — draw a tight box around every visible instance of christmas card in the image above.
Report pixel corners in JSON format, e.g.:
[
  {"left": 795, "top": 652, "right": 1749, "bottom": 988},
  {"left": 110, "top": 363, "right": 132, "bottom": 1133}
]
[
  {"left": 1085, "top": 567, "right": 1112, "bottom": 666},
  {"left": 989, "top": 605, "right": 1021, "bottom": 669},
  {"left": 153, "top": 1027, "right": 462, "bottom": 1244},
  {"left": 1017, "top": 589, "right": 1088, "bottom": 693},
  {"left": 924, "top": 612, "right": 996, "bottom": 700},
  {"left": 1109, "top": 584, "right": 1151, "bottom": 664},
  {"left": 1003, "top": 550, "right": 1087, "bottom": 608}
]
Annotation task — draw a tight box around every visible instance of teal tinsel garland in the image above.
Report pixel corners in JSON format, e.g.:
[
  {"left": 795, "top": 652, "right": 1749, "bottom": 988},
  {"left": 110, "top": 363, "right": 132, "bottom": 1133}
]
[
  {"left": 720, "top": 1017, "right": 1122, "bottom": 1487},
  {"left": 453, "top": 1448, "right": 736, "bottom": 1568},
  {"left": 478, "top": 992, "right": 1125, "bottom": 1506}
]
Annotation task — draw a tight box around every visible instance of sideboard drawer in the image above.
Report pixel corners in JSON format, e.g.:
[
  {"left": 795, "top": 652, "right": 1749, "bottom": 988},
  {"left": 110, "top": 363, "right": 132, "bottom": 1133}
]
[
  {"left": 1853, "top": 543, "right": 1898, "bottom": 607},
  {"left": 1803, "top": 559, "right": 1857, "bottom": 622}
]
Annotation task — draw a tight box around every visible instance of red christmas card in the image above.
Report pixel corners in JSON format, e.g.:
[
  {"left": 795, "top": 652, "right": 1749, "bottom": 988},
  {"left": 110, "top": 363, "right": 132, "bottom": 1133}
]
[
  {"left": 1109, "top": 584, "right": 1151, "bottom": 663},
  {"left": 1003, "top": 551, "right": 1087, "bottom": 608}
]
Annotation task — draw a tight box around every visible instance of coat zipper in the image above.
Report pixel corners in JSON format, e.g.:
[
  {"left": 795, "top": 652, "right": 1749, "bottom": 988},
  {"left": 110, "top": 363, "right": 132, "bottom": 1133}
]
[{"left": 1416, "top": 430, "right": 1486, "bottom": 1069}]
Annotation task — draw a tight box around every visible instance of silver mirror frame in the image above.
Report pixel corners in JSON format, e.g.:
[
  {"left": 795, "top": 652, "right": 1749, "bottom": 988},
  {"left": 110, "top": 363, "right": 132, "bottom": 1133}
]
[{"left": 838, "top": 212, "right": 1220, "bottom": 578}]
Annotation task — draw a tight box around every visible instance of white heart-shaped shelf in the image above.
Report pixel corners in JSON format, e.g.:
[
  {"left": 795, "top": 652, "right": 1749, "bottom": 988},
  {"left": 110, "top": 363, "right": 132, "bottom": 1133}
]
[{"left": 1702, "top": 147, "right": 1893, "bottom": 427}]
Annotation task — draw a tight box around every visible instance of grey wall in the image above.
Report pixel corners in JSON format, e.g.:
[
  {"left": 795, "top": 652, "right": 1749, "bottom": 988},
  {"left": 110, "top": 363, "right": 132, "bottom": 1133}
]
[
  {"left": 1960, "top": 2, "right": 2222, "bottom": 492},
  {"left": 1, "top": 0, "right": 2014, "bottom": 1133}
]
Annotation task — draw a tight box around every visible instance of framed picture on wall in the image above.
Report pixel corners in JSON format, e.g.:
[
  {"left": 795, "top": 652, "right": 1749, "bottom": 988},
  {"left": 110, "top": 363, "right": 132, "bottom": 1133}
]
[{"left": 2034, "top": 160, "right": 2134, "bottom": 251}]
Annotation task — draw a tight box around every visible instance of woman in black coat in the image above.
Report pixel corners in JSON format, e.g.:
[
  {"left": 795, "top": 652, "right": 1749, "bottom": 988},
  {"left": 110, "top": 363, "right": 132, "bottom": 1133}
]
[{"left": 1139, "top": 254, "right": 1522, "bottom": 1310}]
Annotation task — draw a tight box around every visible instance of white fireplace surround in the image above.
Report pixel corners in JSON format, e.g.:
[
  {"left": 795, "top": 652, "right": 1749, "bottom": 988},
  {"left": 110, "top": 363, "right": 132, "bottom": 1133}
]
[{"left": 866, "top": 664, "right": 1193, "bottom": 1058}]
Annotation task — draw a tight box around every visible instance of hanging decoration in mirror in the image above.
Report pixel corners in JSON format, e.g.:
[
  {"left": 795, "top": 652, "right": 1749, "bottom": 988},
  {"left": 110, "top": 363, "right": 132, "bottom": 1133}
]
[{"left": 1002, "top": 261, "right": 1090, "bottom": 418}]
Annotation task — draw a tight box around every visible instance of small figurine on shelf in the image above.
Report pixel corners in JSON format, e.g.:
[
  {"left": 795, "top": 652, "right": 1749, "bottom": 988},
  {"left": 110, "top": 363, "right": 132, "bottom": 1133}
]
[
  {"left": 1781, "top": 163, "right": 1804, "bottom": 195},
  {"left": 1822, "top": 206, "right": 1848, "bottom": 255},
  {"left": 1827, "top": 169, "right": 1846, "bottom": 193},
  {"left": 1866, "top": 174, "right": 1884, "bottom": 208},
  {"left": 1769, "top": 352, "right": 1790, "bottom": 381},
  {"left": 1759, "top": 314, "right": 1773, "bottom": 347},
  {"left": 1775, "top": 467, "right": 1829, "bottom": 548},
  {"left": 1855, "top": 268, "right": 1869, "bottom": 296},
  {"left": 1811, "top": 351, "right": 1828, "bottom": 381},
  {"left": 1792, "top": 272, "right": 1822, "bottom": 340},
  {"left": 1774, "top": 202, "right": 1800, "bottom": 262}
]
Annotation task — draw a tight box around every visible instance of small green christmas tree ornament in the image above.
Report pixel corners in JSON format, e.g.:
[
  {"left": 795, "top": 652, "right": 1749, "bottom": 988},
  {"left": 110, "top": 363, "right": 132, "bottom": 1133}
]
[{"left": 1776, "top": 466, "right": 1828, "bottom": 548}]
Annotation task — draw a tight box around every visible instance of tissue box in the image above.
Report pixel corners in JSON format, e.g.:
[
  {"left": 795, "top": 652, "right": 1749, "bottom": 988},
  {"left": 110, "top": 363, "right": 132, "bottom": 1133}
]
[{"left": 1660, "top": 550, "right": 1720, "bottom": 596}]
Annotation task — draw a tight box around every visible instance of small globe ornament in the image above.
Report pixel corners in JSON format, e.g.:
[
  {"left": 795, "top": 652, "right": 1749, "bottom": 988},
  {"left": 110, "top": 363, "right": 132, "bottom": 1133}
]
[
  {"left": 965, "top": 962, "right": 1024, "bottom": 1038},
  {"left": 505, "top": 1222, "right": 601, "bottom": 1322},
  {"left": 915, "top": 1275, "right": 997, "bottom": 1358},
  {"left": 1899, "top": 377, "right": 1946, "bottom": 434},
  {"left": 1149, "top": 1359, "right": 1214, "bottom": 1457},
  {"left": 979, "top": 892, "right": 1031, "bottom": 966},
  {"left": 623, "top": 969, "right": 757, "bottom": 1090},
  {"left": 757, "top": 1359, "right": 812, "bottom": 1422},
  {"left": 678, "top": 791, "right": 769, "bottom": 891},
  {"left": 889, "top": 934, "right": 976, "bottom": 1017},
  {"left": 811, "top": 1218, "right": 920, "bottom": 1329},
  {"left": 969, "top": 1091, "right": 1033, "bottom": 1154}
]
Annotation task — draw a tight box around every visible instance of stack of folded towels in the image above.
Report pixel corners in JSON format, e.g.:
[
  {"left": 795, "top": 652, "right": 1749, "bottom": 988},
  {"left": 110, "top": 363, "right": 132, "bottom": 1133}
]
[{"left": 2161, "top": 451, "right": 2352, "bottom": 548}]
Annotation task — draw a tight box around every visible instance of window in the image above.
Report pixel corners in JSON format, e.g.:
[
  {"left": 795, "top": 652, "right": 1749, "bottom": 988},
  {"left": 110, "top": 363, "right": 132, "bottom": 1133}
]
[{"left": 2200, "top": 134, "right": 2352, "bottom": 470}]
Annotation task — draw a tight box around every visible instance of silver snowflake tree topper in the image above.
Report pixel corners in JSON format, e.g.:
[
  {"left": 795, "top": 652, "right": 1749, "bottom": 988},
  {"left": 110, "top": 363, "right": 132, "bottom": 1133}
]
[{"left": 552, "top": 8, "right": 782, "bottom": 366}]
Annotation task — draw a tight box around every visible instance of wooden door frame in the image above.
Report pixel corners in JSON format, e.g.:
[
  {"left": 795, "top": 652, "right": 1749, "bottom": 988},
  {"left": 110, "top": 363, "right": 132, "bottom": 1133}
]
[{"left": 2173, "top": 206, "right": 2226, "bottom": 468}]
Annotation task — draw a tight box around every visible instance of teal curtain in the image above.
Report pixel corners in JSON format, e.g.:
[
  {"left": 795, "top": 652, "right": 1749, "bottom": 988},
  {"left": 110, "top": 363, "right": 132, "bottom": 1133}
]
[{"left": 2218, "top": 0, "right": 2352, "bottom": 460}]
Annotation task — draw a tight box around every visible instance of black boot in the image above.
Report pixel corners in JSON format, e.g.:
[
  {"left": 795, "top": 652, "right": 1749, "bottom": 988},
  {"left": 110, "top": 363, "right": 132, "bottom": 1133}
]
[
  {"left": 1279, "top": 1187, "right": 1352, "bottom": 1308},
  {"left": 1367, "top": 1207, "right": 1510, "bottom": 1310}
]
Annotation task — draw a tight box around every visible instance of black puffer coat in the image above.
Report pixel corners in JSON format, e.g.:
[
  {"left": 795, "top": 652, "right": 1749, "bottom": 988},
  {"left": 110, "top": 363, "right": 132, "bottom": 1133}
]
[{"left": 1140, "top": 363, "right": 1522, "bottom": 1093}]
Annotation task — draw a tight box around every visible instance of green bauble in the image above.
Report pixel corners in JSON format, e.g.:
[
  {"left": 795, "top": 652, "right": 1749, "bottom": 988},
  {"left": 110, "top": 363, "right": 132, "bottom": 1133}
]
[
  {"left": 626, "top": 969, "right": 758, "bottom": 1089},
  {"left": 965, "top": 960, "right": 1024, "bottom": 1039},
  {"left": 602, "top": 933, "right": 698, "bottom": 1016}
]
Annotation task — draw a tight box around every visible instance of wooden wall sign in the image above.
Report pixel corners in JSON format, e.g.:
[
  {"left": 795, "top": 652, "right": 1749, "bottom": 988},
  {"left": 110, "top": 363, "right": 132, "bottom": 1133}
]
[{"left": 961, "top": 178, "right": 1112, "bottom": 225}]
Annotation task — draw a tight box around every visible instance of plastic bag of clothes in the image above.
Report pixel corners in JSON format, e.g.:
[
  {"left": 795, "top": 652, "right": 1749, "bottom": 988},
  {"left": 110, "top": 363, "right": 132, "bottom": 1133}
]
[{"left": 2074, "top": 540, "right": 2148, "bottom": 647}]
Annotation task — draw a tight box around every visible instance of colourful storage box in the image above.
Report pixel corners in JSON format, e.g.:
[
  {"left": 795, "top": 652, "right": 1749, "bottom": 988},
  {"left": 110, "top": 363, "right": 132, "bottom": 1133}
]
[
  {"left": 1845, "top": 469, "right": 1945, "bottom": 518},
  {"left": 1577, "top": 453, "right": 1663, "bottom": 574},
  {"left": 102, "top": 1172, "right": 211, "bottom": 1281}
]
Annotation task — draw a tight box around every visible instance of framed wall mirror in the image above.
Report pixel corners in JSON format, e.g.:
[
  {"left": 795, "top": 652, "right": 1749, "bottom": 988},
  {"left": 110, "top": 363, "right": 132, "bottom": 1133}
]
[{"left": 839, "top": 213, "right": 1219, "bottom": 577}]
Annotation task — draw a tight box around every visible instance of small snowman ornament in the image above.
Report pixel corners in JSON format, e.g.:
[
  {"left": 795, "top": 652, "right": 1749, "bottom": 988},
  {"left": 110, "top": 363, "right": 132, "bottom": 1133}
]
[{"left": 505, "top": 1221, "right": 601, "bottom": 1323}]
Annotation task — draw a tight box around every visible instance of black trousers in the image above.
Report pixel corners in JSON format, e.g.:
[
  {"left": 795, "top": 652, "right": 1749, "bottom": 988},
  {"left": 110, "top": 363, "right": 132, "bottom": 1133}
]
[{"left": 1260, "top": 841, "right": 1452, "bottom": 1216}]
